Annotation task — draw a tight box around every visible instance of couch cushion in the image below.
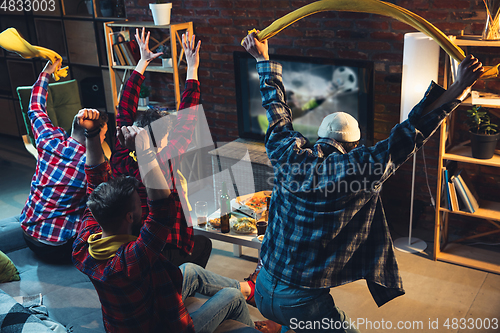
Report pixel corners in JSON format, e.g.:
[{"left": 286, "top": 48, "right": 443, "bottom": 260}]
[
  {"left": 0, "top": 215, "right": 26, "bottom": 254},
  {"left": 0, "top": 250, "right": 20, "bottom": 283}
]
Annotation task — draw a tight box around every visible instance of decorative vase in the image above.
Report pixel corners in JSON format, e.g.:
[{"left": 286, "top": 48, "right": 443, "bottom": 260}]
[
  {"left": 149, "top": 3, "right": 172, "bottom": 25},
  {"left": 482, "top": 0, "right": 500, "bottom": 40},
  {"left": 162, "top": 58, "right": 172, "bottom": 68},
  {"left": 470, "top": 131, "right": 500, "bottom": 159}
]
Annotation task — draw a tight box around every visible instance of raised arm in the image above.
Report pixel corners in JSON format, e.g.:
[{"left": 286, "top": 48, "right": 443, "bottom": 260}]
[
  {"left": 82, "top": 108, "right": 106, "bottom": 167},
  {"left": 133, "top": 27, "right": 163, "bottom": 75},
  {"left": 118, "top": 125, "right": 171, "bottom": 200},
  {"left": 242, "top": 31, "right": 269, "bottom": 63},
  {"left": 157, "top": 31, "right": 201, "bottom": 165},
  {"left": 421, "top": 54, "right": 483, "bottom": 116},
  {"left": 28, "top": 59, "right": 63, "bottom": 143},
  {"left": 342, "top": 53, "right": 484, "bottom": 187},
  {"left": 184, "top": 30, "right": 201, "bottom": 81},
  {"left": 115, "top": 28, "right": 162, "bottom": 130}
]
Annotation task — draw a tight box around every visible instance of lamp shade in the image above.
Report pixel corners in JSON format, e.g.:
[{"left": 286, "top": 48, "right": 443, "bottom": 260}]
[{"left": 400, "top": 32, "right": 440, "bottom": 122}]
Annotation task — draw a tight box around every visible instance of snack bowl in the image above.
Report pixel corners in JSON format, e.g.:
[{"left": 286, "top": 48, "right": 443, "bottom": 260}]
[{"left": 231, "top": 216, "right": 257, "bottom": 234}]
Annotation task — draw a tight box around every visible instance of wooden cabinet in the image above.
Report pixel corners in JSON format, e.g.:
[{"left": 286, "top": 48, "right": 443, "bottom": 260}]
[
  {"left": 0, "top": 0, "right": 124, "bottom": 138},
  {"left": 434, "top": 36, "right": 500, "bottom": 274},
  {"left": 103, "top": 21, "right": 193, "bottom": 114}
]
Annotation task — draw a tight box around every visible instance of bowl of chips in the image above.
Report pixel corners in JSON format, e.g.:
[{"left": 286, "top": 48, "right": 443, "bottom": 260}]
[
  {"left": 231, "top": 217, "right": 257, "bottom": 234},
  {"left": 209, "top": 217, "right": 221, "bottom": 228}
]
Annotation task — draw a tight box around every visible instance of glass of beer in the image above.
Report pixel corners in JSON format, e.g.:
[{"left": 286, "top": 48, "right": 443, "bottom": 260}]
[{"left": 195, "top": 201, "right": 208, "bottom": 228}]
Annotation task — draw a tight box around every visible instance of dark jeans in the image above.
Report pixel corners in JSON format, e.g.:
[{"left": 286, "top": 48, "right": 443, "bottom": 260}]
[
  {"left": 163, "top": 235, "right": 212, "bottom": 268},
  {"left": 23, "top": 232, "right": 75, "bottom": 264},
  {"left": 255, "top": 266, "right": 360, "bottom": 333}
]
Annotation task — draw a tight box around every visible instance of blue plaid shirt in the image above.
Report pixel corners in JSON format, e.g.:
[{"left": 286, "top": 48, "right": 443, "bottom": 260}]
[
  {"left": 20, "top": 72, "right": 87, "bottom": 244},
  {"left": 258, "top": 61, "right": 459, "bottom": 307}
]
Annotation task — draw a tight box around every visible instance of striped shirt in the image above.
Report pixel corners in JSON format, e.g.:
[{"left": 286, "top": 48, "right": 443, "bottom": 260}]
[
  {"left": 258, "top": 61, "right": 460, "bottom": 307},
  {"left": 20, "top": 72, "right": 87, "bottom": 244}
]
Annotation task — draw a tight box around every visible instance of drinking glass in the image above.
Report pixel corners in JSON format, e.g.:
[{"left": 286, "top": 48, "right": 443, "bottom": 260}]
[{"left": 195, "top": 201, "right": 208, "bottom": 228}]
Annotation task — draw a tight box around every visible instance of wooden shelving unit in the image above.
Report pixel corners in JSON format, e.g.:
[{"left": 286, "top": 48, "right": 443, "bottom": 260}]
[
  {"left": 103, "top": 21, "right": 193, "bottom": 114},
  {"left": 0, "top": 0, "right": 125, "bottom": 138},
  {"left": 434, "top": 35, "right": 500, "bottom": 274}
]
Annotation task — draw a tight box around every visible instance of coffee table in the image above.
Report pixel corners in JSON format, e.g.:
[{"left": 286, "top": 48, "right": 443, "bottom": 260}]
[{"left": 192, "top": 210, "right": 262, "bottom": 257}]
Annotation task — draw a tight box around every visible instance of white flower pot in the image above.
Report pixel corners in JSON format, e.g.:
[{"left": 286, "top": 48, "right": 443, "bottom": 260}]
[
  {"left": 162, "top": 58, "right": 172, "bottom": 68},
  {"left": 149, "top": 3, "right": 172, "bottom": 26}
]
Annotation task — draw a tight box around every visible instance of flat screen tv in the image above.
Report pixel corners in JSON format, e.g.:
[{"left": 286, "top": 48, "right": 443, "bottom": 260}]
[{"left": 234, "top": 51, "right": 374, "bottom": 146}]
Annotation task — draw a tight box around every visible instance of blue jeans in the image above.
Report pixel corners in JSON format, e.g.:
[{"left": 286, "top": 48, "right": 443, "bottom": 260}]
[
  {"left": 180, "top": 263, "right": 254, "bottom": 333},
  {"left": 255, "top": 267, "right": 360, "bottom": 333}
]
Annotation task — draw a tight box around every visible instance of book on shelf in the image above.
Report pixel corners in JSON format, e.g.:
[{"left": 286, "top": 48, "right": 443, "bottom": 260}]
[
  {"left": 448, "top": 181, "right": 459, "bottom": 211},
  {"left": 118, "top": 43, "right": 133, "bottom": 66},
  {"left": 113, "top": 43, "right": 126, "bottom": 66},
  {"left": 471, "top": 91, "right": 500, "bottom": 106},
  {"left": 442, "top": 169, "right": 452, "bottom": 210},
  {"left": 450, "top": 169, "right": 479, "bottom": 213},
  {"left": 110, "top": 31, "right": 137, "bottom": 66},
  {"left": 457, "top": 169, "right": 479, "bottom": 212}
]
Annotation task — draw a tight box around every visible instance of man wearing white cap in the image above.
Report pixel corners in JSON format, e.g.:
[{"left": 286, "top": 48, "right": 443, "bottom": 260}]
[
  {"left": 317, "top": 111, "right": 361, "bottom": 152},
  {"left": 242, "top": 31, "right": 483, "bottom": 333}
]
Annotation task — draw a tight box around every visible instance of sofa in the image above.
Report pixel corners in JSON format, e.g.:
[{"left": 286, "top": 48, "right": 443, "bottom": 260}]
[{"left": 0, "top": 215, "right": 258, "bottom": 332}]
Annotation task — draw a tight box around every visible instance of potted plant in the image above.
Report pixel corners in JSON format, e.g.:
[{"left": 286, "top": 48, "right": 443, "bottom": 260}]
[
  {"left": 139, "top": 85, "right": 151, "bottom": 107},
  {"left": 466, "top": 105, "right": 500, "bottom": 159},
  {"left": 149, "top": 1, "right": 172, "bottom": 26},
  {"left": 156, "top": 44, "right": 172, "bottom": 68}
]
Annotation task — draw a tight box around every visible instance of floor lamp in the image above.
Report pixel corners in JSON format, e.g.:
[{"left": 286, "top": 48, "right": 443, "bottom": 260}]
[{"left": 394, "top": 32, "right": 439, "bottom": 253}]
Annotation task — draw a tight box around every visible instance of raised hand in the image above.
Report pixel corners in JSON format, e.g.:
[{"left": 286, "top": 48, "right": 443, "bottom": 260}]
[
  {"left": 182, "top": 30, "right": 201, "bottom": 81},
  {"left": 182, "top": 31, "right": 201, "bottom": 71},
  {"left": 455, "top": 54, "right": 484, "bottom": 90},
  {"left": 77, "top": 108, "right": 101, "bottom": 131},
  {"left": 42, "top": 58, "right": 62, "bottom": 76},
  {"left": 117, "top": 125, "right": 142, "bottom": 151},
  {"left": 242, "top": 31, "right": 269, "bottom": 62},
  {"left": 135, "top": 27, "right": 163, "bottom": 63}
]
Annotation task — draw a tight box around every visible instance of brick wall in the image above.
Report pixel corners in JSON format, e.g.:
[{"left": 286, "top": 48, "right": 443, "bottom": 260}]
[{"left": 125, "top": 0, "right": 498, "bottom": 234}]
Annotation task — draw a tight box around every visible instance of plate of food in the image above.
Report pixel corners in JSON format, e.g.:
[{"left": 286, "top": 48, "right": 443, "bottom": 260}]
[
  {"left": 232, "top": 191, "right": 271, "bottom": 218},
  {"left": 231, "top": 216, "right": 257, "bottom": 234},
  {"left": 208, "top": 217, "right": 221, "bottom": 228}
]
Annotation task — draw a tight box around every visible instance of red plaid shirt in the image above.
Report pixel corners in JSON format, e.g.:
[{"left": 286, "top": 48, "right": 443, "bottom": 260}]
[
  {"left": 20, "top": 72, "right": 87, "bottom": 244},
  {"left": 72, "top": 162, "right": 195, "bottom": 333},
  {"left": 111, "top": 71, "right": 199, "bottom": 255}
]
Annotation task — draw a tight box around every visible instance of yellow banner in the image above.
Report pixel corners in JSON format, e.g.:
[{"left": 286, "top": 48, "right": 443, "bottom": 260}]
[{"left": 244, "top": 0, "right": 499, "bottom": 79}]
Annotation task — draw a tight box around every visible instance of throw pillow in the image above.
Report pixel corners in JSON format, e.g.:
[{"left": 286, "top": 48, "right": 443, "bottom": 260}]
[{"left": 0, "top": 250, "right": 20, "bottom": 283}]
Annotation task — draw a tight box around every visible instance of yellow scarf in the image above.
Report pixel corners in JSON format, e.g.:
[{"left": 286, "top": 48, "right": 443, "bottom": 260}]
[
  {"left": 244, "top": 0, "right": 499, "bottom": 79},
  {"left": 87, "top": 233, "right": 138, "bottom": 261},
  {"left": 0, "top": 28, "right": 68, "bottom": 81}
]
